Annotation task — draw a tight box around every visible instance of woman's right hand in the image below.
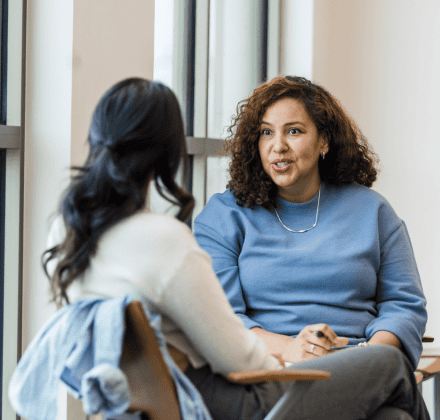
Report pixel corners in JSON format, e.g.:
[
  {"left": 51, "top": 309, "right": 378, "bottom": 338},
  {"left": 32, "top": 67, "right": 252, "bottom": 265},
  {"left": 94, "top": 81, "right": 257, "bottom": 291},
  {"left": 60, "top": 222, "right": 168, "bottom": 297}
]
[
  {"left": 283, "top": 323, "right": 349, "bottom": 363},
  {"left": 252, "top": 324, "right": 349, "bottom": 365}
]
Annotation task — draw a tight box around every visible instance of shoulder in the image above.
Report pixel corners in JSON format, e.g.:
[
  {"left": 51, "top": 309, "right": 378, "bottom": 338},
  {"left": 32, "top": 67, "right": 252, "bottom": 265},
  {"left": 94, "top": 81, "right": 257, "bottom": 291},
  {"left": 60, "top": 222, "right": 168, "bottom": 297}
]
[
  {"left": 195, "top": 189, "right": 261, "bottom": 227},
  {"left": 129, "top": 211, "right": 192, "bottom": 234},
  {"left": 326, "top": 182, "right": 386, "bottom": 203},
  {"left": 194, "top": 190, "right": 276, "bottom": 254},
  {"left": 326, "top": 183, "right": 403, "bottom": 241},
  {"left": 46, "top": 215, "right": 66, "bottom": 249},
  {"left": 194, "top": 189, "right": 266, "bottom": 245},
  {"left": 326, "top": 183, "right": 398, "bottom": 215},
  {"left": 109, "top": 212, "right": 198, "bottom": 252},
  {"left": 195, "top": 190, "right": 235, "bottom": 228},
  {"left": 46, "top": 212, "right": 196, "bottom": 248},
  {"left": 200, "top": 189, "right": 241, "bottom": 212}
]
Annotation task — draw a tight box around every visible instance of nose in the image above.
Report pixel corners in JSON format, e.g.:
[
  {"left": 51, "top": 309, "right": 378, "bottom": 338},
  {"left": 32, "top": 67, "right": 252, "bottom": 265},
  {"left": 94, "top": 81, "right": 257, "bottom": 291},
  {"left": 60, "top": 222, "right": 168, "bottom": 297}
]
[{"left": 272, "top": 132, "right": 289, "bottom": 153}]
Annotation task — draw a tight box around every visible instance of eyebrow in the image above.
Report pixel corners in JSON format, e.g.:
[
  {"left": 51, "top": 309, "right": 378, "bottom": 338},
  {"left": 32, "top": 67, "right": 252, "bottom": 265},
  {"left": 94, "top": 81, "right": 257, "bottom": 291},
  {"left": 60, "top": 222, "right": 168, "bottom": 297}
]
[{"left": 261, "top": 121, "right": 306, "bottom": 127}]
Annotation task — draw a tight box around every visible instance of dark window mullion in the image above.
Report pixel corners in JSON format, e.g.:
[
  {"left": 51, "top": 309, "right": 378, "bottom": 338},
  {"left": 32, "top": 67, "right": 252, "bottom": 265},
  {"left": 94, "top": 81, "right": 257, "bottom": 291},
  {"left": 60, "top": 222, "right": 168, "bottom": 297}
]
[
  {"left": 260, "top": 0, "right": 268, "bottom": 83},
  {"left": 184, "top": 0, "right": 196, "bottom": 137},
  {"left": 183, "top": 0, "right": 197, "bottom": 227},
  {"left": 1, "top": 0, "right": 8, "bottom": 125}
]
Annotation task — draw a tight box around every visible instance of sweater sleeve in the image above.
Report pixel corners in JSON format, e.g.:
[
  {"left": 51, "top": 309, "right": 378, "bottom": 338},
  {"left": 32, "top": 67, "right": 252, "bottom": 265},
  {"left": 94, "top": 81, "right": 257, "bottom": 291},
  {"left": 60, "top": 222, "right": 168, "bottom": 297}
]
[
  {"left": 365, "top": 218, "right": 427, "bottom": 369},
  {"left": 193, "top": 197, "right": 262, "bottom": 330},
  {"left": 159, "top": 245, "right": 281, "bottom": 376}
]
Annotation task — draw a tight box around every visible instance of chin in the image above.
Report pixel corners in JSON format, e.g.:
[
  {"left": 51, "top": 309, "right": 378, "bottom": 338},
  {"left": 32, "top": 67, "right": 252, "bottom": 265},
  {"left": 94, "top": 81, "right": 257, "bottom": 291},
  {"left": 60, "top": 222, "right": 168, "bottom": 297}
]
[{"left": 272, "top": 178, "right": 298, "bottom": 189}]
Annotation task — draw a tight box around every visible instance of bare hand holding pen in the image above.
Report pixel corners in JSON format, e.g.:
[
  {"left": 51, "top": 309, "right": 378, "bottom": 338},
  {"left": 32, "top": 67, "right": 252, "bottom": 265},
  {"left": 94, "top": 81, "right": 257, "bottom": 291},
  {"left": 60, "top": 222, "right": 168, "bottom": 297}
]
[{"left": 252, "top": 323, "right": 349, "bottom": 364}]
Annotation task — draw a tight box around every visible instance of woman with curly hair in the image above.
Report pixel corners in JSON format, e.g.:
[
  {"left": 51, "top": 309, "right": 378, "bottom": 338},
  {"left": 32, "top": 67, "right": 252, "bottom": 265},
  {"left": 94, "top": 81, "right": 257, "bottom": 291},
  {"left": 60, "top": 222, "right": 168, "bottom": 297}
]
[{"left": 194, "top": 76, "right": 427, "bottom": 370}]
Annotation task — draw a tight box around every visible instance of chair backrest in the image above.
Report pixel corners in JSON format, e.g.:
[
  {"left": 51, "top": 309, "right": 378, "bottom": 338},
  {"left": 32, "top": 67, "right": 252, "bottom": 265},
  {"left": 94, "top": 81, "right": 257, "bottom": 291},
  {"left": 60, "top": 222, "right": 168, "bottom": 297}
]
[{"left": 120, "top": 301, "right": 181, "bottom": 420}]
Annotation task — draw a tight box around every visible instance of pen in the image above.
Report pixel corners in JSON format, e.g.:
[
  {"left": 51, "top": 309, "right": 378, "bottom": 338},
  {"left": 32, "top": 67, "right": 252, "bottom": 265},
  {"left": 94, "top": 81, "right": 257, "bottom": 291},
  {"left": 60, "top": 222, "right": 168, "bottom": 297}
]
[{"left": 313, "top": 330, "right": 327, "bottom": 339}]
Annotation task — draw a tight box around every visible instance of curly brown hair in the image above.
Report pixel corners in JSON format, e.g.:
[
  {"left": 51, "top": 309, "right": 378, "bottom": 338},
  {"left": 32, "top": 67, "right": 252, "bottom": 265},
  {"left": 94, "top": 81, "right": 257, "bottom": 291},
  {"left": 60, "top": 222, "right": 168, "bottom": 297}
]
[{"left": 225, "top": 76, "right": 379, "bottom": 209}]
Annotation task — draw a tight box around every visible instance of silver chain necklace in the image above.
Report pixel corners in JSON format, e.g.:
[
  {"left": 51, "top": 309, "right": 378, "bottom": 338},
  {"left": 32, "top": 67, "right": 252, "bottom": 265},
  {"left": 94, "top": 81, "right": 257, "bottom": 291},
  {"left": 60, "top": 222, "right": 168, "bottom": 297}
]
[{"left": 274, "top": 186, "right": 321, "bottom": 233}]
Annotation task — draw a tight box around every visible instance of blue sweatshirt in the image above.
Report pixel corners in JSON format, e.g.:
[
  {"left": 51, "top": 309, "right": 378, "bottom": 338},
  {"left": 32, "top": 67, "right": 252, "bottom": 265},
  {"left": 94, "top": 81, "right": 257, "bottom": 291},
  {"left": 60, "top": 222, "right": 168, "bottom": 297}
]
[{"left": 194, "top": 182, "right": 427, "bottom": 368}]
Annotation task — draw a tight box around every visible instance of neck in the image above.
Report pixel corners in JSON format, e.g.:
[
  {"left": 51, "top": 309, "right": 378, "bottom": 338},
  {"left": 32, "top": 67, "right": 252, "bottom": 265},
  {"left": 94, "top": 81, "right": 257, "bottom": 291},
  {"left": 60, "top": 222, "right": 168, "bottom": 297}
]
[{"left": 278, "top": 178, "right": 322, "bottom": 203}]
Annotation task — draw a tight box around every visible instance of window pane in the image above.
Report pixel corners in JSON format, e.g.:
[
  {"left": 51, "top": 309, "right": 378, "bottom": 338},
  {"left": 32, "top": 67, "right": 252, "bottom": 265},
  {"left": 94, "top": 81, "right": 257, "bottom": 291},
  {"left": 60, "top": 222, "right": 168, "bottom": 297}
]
[
  {"left": 151, "top": 0, "right": 184, "bottom": 216},
  {"left": 207, "top": 0, "right": 263, "bottom": 140},
  {"left": 153, "top": 0, "right": 175, "bottom": 88},
  {"left": 206, "top": 0, "right": 264, "bottom": 199}
]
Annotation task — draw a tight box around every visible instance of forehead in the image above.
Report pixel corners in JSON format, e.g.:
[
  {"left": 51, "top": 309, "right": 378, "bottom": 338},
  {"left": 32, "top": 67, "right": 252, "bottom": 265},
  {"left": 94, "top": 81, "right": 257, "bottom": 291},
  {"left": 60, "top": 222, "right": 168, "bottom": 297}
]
[{"left": 261, "top": 97, "right": 312, "bottom": 125}]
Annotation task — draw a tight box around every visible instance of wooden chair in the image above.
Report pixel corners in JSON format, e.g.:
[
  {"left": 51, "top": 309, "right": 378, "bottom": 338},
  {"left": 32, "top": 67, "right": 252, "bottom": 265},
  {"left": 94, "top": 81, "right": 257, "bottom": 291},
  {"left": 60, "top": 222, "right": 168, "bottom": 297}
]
[
  {"left": 416, "top": 336, "right": 440, "bottom": 419},
  {"left": 416, "top": 336, "right": 440, "bottom": 384},
  {"left": 119, "top": 301, "right": 330, "bottom": 420}
]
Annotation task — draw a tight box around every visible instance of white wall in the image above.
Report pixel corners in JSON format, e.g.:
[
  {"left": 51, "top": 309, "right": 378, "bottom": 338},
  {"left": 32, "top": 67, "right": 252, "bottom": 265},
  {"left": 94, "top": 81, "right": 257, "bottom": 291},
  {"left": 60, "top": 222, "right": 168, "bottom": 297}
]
[
  {"left": 310, "top": 0, "right": 440, "bottom": 336},
  {"left": 23, "top": 0, "right": 74, "bottom": 418},
  {"left": 23, "top": 0, "right": 74, "bottom": 355}
]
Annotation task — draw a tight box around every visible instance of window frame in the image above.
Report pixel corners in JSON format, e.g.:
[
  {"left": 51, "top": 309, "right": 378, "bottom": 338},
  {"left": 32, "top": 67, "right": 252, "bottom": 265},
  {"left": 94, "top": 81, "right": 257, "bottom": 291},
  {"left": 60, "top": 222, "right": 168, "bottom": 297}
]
[{"left": 0, "top": 0, "right": 26, "bottom": 418}]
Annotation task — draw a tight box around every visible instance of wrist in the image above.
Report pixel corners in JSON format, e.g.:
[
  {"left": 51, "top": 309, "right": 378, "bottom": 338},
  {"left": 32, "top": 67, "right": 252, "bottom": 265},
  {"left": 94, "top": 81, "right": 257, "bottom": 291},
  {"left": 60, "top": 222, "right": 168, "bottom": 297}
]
[
  {"left": 368, "top": 331, "right": 402, "bottom": 349},
  {"left": 281, "top": 336, "right": 297, "bottom": 361}
]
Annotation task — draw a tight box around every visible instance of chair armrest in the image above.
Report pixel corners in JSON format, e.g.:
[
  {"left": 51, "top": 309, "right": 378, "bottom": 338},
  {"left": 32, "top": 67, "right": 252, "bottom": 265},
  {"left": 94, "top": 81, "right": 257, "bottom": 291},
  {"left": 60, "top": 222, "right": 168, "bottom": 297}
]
[
  {"left": 415, "top": 372, "right": 424, "bottom": 384},
  {"left": 227, "top": 369, "right": 330, "bottom": 384},
  {"left": 416, "top": 357, "right": 440, "bottom": 376},
  {"left": 422, "top": 336, "right": 434, "bottom": 343}
]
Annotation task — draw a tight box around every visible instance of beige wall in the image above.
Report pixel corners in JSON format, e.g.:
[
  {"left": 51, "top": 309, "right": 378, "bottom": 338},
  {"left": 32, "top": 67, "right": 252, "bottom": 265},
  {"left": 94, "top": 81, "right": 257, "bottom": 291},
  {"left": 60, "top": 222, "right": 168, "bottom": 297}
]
[
  {"left": 71, "top": 0, "right": 155, "bottom": 167},
  {"left": 313, "top": 0, "right": 440, "bottom": 336}
]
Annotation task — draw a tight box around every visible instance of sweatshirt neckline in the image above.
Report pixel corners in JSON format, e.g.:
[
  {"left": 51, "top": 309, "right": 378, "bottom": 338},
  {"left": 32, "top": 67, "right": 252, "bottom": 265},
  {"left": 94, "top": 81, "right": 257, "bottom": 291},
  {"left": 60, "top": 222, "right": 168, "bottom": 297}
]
[{"left": 276, "top": 182, "right": 326, "bottom": 210}]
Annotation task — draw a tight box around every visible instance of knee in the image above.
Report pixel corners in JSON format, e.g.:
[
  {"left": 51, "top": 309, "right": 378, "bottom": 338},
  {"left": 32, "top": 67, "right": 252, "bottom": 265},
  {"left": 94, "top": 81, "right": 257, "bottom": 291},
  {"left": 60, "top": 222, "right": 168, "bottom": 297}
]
[
  {"left": 361, "top": 345, "right": 413, "bottom": 379},
  {"left": 362, "top": 344, "right": 405, "bottom": 362},
  {"left": 368, "top": 406, "right": 413, "bottom": 420}
]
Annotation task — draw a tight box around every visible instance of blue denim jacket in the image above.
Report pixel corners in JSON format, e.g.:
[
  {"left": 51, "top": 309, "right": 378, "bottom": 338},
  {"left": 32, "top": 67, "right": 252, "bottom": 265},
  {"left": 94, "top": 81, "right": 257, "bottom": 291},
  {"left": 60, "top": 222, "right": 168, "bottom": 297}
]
[{"left": 9, "top": 295, "right": 212, "bottom": 420}]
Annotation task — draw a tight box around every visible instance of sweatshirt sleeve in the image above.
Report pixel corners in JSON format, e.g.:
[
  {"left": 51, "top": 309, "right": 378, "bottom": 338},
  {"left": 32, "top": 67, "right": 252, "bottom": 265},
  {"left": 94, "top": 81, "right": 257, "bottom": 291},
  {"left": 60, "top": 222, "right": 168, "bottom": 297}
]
[
  {"left": 365, "top": 214, "right": 427, "bottom": 369},
  {"left": 193, "top": 195, "right": 262, "bottom": 330}
]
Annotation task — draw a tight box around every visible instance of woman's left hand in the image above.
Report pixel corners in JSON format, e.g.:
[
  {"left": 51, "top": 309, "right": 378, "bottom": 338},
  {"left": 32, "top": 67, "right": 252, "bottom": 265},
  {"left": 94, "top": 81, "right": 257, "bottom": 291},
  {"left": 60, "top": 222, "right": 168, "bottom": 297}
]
[{"left": 367, "top": 331, "right": 402, "bottom": 349}]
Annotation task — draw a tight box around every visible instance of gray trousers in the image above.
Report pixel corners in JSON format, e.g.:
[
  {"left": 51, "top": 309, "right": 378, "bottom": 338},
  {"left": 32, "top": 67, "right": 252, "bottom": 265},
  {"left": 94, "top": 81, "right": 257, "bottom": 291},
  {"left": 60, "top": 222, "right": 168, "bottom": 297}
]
[{"left": 185, "top": 345, "right": 429, "bottom": 420}]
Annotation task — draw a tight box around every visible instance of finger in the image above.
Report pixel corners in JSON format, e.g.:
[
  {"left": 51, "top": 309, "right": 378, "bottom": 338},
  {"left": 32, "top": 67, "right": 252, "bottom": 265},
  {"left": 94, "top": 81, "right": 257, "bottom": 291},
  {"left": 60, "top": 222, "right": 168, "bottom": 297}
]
[
  {"left": 308, "top": 327, "right": 334, "bottom": 350},
  {"left": 312, "top": 330, "right": 325, "bottom": 338},
  {"left": 310, "top": 324, "right": 338, "bottom": 343},
  {"left": 311, "top": 332, "right": 348, "bottom": 348},
  {"left": 321, "top": 327, "right": 339, "bottom": 344},
  {"left": 309, "top": 335, "right": 333, "bottom": 351},
  {"left": 307, "top": 325, "right": 349, "bottom": 348},
  {"left": 333, "top": 336, "right": 350, "bottom": 348},
  {"left": 295, "top": 332, "right": 330, "bottom": 356},
  {"left": 311, "top": 330, "right": 333, "bottom": 350},
  {"left": 308, "top": 341, "right": 331, "bottom": 356}
]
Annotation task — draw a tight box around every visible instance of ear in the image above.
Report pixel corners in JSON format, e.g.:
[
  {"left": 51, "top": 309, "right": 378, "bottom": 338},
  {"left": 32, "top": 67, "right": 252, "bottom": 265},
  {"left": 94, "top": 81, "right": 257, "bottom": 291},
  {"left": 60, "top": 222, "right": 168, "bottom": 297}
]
[{"left": 319, "top": 136, "right": 329, "bottom": 155}]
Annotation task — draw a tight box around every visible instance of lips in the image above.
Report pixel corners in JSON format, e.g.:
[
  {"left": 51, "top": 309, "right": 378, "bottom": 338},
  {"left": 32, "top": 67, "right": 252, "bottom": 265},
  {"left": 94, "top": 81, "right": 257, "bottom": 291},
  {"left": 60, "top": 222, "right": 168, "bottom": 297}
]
[
  {"left": 273, "top": 163, "right": 291, "bottom": 171},
  {"left": 271, "top": 159, "right": 292, "bottom": 171}
]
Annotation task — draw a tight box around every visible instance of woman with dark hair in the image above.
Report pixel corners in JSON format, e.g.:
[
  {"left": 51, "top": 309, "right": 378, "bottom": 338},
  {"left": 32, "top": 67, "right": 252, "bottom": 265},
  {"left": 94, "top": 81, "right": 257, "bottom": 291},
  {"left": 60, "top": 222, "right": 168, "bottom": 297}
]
[
  {"left": 42, "top": 78, "right": 428, "bottom": 420},
  {"left": 194, "top": 76, "right": 427, "bottom": 369},
  {"left": 44, "top": 78, "right": 194, "bottom": 305}
]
